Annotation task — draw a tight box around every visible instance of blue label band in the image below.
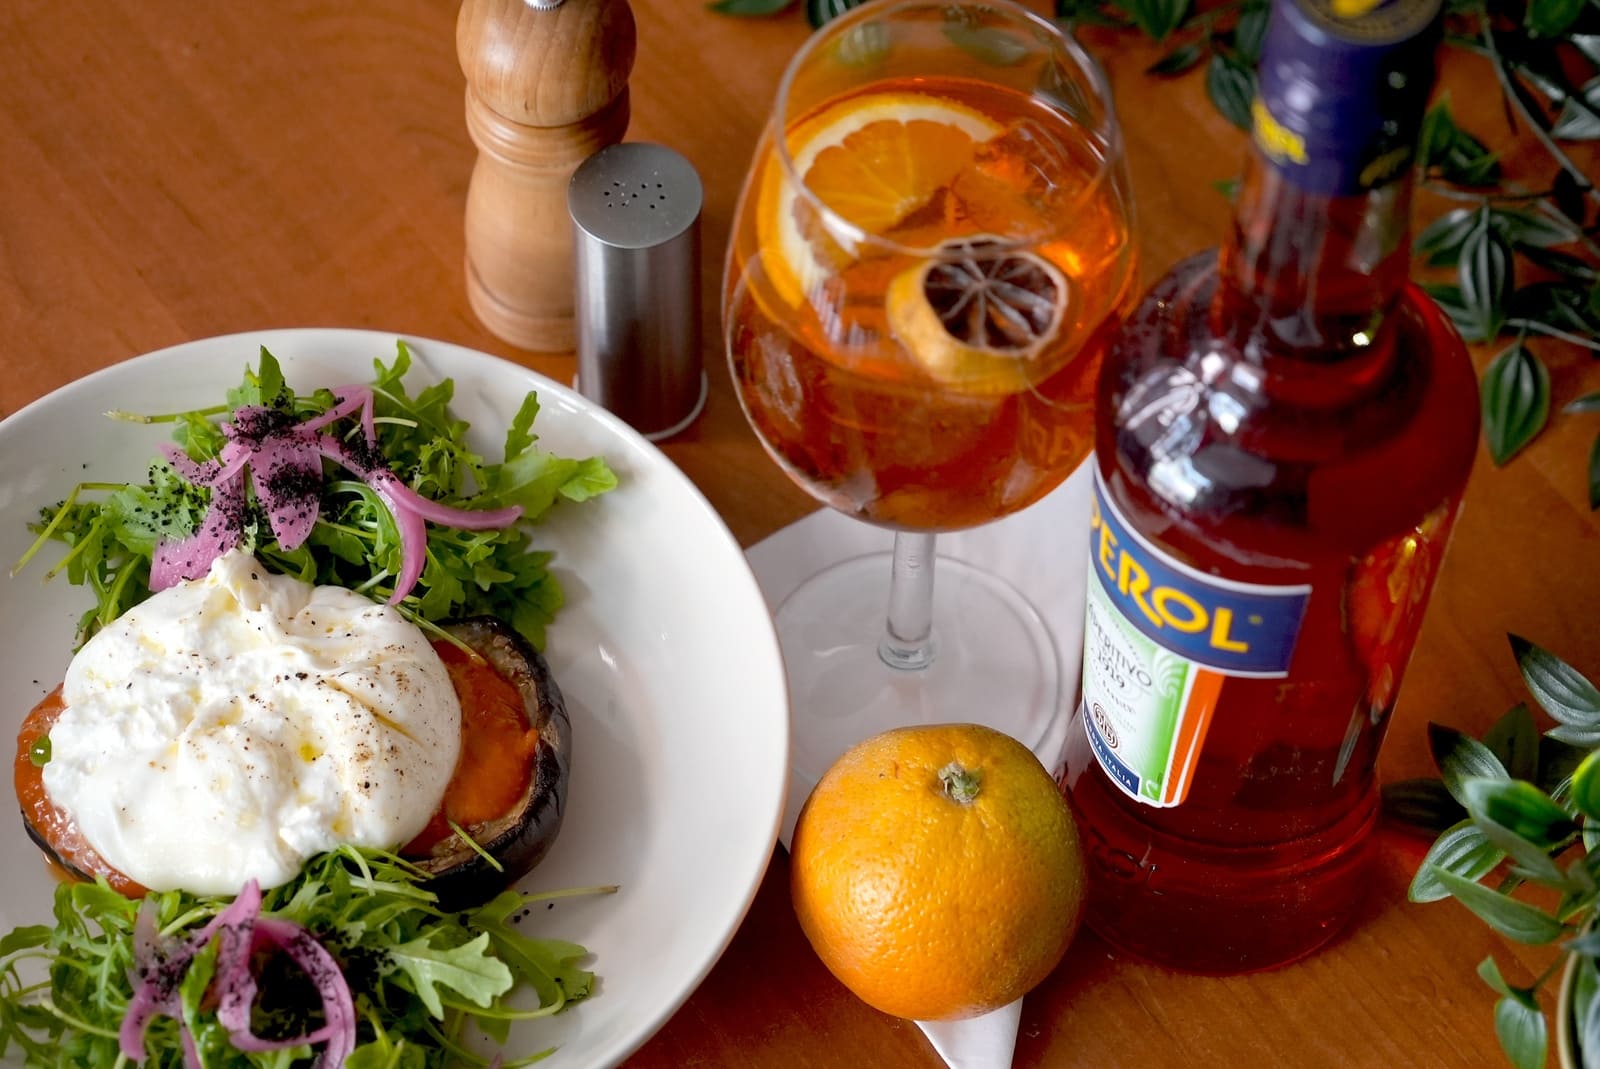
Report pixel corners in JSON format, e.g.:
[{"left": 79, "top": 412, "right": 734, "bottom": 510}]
[
  {"left": 1089, "top": 469, "right": 1310, "bottom": 677},
  {"left": 1251, "top": 96, "right": 1413, "bottom": 195}
]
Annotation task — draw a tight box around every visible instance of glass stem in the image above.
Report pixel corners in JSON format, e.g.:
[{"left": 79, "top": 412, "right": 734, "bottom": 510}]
[{"left": 879, "top": 531, "right": 936, "bottom": 671}]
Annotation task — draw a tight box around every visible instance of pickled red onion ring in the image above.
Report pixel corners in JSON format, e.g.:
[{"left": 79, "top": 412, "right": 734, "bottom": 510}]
[
  {"left": 120, "top": 880, "right": 356, "bottom": 1069},
  {"left": 151, "top": 386, "right": 521, "bottom": 602},
  {"left": 319, "top": 438, "right": 521, "bottom": 605},
  {"left": 298, "top": 386, "right": 374, "bottom": 446}
]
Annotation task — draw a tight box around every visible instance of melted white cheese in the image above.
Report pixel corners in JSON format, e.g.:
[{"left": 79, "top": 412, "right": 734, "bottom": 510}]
[{"left": 42, "top": 549, "right": 462, "bottom": 893}]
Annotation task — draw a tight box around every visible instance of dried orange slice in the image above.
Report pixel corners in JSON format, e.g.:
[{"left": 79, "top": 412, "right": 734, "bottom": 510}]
[
  {"left": 886, "top": 237, "right": 1070, "bottom": 395},
  {"left": 755, "top": 93, "right": 1003, "bottom": 310}
]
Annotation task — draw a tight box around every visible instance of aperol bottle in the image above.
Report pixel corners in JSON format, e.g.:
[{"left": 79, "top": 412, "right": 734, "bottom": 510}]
[{"left": 1060, "top": 0, "right": 1479, "bottom": 973}]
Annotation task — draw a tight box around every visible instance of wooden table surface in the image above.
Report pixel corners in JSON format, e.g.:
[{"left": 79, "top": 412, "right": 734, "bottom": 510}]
[{"left": 3, "top": 2, "right": 1598, "bottom": 1066}]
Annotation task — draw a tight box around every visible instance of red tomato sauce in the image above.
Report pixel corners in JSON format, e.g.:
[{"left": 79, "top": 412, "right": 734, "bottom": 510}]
[
  {"left": 403, "top": 640, "right": 542, "bottom": 855},
  {"left": 13, "top": 686, "right": 149, "bottom": 897}
]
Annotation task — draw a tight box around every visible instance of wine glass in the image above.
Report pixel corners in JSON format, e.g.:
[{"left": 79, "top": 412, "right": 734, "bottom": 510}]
[{"left": 724, "top": 0, "right": 1136, "bottom": 785}]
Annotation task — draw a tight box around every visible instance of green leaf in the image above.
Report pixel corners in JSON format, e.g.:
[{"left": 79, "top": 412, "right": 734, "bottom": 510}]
[
  {"left": 1417, "top": 102, "right": 1454, "bottom": 174},
  {"left": 942, "top": 19, "right": 1030, "bottom": 67},
  {"left": 1558, "top": 862, "right": 1599, "bottom": 921},
  {"left": 1481, "top": 340, "right": 1550, "bottom": 465},
  {"left": 1427, "top": 866, "right": 1568, "bottom": 944},
  {"left": 1212, "top": 178, "right": 1239, "bottom": 200},
  {"left": 1416, "top": 208, "right": 1477, "bottom": 266},
  {"left": 1552, "top": 78, "right": 1600, "bottom": 141},
  {"left": 1512, "top": 634, "right": 1600, "bottom": 729},
  {"left": 1567, "top": 392, "right": 1600, "bottom": 414},
  {"left": 1430, "top": 721, "right": 1509, "bottom": 803},
  {"left": 707, "top": 0, "right": 794, "bottom": 14},
  {"left": 0, "top": 925, "right": 50, "bottom": 955},
  {"left": 1125, "top": 0, "right": 1190, "bottom": 38},
  {"left": 473, "top": 891, "right": 598, "bottom": 1009},
  {"left": 1518, "top": 247, "right": 1599, "bottom": 283},
  {"left": 1409, "top": 820, "right": 1505, "bottom": 903},
  {"left": 832, "top": 19, "right": 890, "bottom": 66},
  {"left": 1479, "top": 954, "right": 1517, "bottom": 997},
  {"left": 386, "top": 931, "right": 514, "bottom": 1017},
  {"left": 1382, "top": 777, "right": 1465, "bottom": 833},
  {"left": 1570, "top": 750, "right": 1600, "bottom": 822},
  {"left": 503, "top": 392, "right": 541, "bottom": 462},
  {"left": 1550, "top": 722, "right": 1600, "bottom": 749},
  {"left": 1205, "top": 54, "right": 1254, "bottom": 130},
  {"left": 1146, "top": 41, "right": 1203, "bottom": 76},
  {"left": 1231, "top": 2, "right": 1270, "bottom": 61},
  {"left": 1526, "top": 0, "right": 1587, "bottom": 38},
  {"left": 805, "top": 0, "right": 860, "bottom": 29},
  {"left": 1460, "top": 777, "right": 1576, "bottom": 851},
  {"left": 1420, "top": 100, "right": 1501, "bottom": 186},
  {"left": 1055, "top": 0, "right": 1135, "bottom": 28},
  {"left": 1493, "top": 992, "right": 1548, "bottom": 1069},
  {"left": 1484, "top": 704, "right": 1540, "bottom": 783},
  {"left": 1588, "top": 433, "right": 1599, "bottom": 511},
  {"left": 1459, "top": 214, "right": 1514, "bottom": 339},
  {"left": 1491, "top": 204, "right": 1583, "bottom": 250},
  {"left": 1424, "top": 283, "right": 1489, "bottom": 342},
  {"left": 557, "top": 456, "right": 619, "bottom": 502},
  {"left": 1510, "top": 281, "right": 1597, "bottom": 336}
]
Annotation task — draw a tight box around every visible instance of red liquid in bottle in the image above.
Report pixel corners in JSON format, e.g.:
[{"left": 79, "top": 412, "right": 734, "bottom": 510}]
[
  {"left": 1059, "top": 2, "right": 1480, "bottom": 967},
  {"left": 1061, "top": 260, "right": 1477, "bottom": 972}
]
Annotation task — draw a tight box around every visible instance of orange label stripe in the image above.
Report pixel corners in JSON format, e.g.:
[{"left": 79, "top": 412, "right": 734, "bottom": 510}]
[{"left": 1162, "top": 669, "right": 1225, "bottom": 806}]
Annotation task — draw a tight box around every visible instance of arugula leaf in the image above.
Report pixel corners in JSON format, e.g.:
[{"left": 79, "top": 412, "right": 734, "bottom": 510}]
[
  {"left": 472, "top": 892, "right": 596, "bottom": 1012},
  {"left": 386, "top": 932, "right": 513, "bottom": 1017},
  {"left": 18, "top": 342, "right": 616, "bottom": 651}
]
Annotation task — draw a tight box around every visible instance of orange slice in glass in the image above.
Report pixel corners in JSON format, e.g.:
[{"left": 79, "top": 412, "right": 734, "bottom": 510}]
[
  {"left": 886, "top": 237, "right": 1070, "bottom": 396},
  {"left": 756, "top": 93, "right": 1003, "bottom": 310}
]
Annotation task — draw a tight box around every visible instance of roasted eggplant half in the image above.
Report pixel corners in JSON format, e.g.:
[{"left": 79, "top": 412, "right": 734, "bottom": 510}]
[{"left": 410, "top": 615, "right": 571, "bottom": 910}]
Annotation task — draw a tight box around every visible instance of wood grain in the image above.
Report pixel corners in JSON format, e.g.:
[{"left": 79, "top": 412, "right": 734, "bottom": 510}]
[
  {"left": 457, "top": 0, "right": 635, "bottom": 349},
  {"left": 1, "top": 2, "right": 1597, "bottom": 1067}
]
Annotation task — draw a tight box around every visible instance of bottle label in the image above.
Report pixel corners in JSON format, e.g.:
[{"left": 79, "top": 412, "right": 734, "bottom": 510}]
[{"left": 1080, "top": 469, "right": 1311, "bottom": 807}]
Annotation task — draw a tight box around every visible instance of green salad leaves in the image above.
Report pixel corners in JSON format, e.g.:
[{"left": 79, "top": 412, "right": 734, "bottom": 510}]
[
  {"left": 17, "top": 341, "right": 617, "bottom": 649},
  {"left": 0, "top": 848, "right": 615, "bottom": 1068}
]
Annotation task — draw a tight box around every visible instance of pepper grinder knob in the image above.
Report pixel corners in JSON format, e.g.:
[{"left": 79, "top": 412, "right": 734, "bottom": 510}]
[{"left": 457, "top": 0, "right": 636, "bottom": 352}]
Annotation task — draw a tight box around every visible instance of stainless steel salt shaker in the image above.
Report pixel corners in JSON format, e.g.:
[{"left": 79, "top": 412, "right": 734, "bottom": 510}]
[{"left": 568, "top": 142, "right": 705, "bottom": 441}]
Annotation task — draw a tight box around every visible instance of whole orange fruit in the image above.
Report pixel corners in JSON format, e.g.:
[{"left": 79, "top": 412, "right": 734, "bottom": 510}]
[{"left": 789, "top": 723, "right": 1086, "bottom": 1021}]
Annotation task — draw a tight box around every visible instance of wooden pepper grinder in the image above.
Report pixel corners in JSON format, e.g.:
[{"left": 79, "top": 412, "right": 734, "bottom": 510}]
[{"left": 457, "top": 0, "right": 636, "bottom": 352}]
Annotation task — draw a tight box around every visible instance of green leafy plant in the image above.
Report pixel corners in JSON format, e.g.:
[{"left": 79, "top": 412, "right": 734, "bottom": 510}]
[
  {"left": 1385, "top": 637, "right": 1600, "bottom": 1069},
  {"left": 711, "top": 0, "right": 1600, "bottom": 505}
]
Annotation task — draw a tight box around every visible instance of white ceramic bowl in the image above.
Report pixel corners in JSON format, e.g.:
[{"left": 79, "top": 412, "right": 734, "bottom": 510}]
[{"left": 0, "top": 329, "right": 790, "bottom": 1068}]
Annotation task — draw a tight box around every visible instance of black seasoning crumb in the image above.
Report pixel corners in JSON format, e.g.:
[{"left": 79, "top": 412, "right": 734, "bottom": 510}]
[
  {"left": 227, "top": 406, "right": 298, "bottom": 446},
  {"left": 342, "top": 435, "right": 387, "bottom": 475},
  {"left": 261, "top": 465, "right": 322, "bottom": 510}
]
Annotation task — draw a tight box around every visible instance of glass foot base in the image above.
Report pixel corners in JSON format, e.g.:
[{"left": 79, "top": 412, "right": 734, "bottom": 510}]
[{"left": 777, "top": 551, "right": 1062, "bottom": 786}]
